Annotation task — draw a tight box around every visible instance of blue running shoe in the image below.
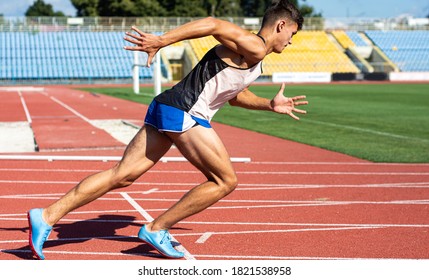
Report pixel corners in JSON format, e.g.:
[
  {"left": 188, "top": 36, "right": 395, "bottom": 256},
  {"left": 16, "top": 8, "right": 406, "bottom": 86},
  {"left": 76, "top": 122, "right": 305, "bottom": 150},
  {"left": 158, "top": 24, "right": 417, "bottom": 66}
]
[
  {"left": 138, "top": 225, "right": 184, "bottom": 259},
  {"left": 28, "top": 208, "right": 52, "bottom": 260}
]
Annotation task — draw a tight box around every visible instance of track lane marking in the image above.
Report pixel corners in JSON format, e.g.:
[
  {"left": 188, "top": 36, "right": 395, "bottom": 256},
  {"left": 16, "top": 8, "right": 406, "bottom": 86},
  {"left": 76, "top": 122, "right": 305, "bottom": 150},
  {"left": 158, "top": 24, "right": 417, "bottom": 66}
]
[
  {"left": 2, "top": 180, "right": 429, "bottom": 189},
  {"left": 3, "top": 248, "right": 408, "bottom": 260},
  {"left": 196, "top": 232, "right": 213, "bottom": 244},
  {"left": 1, "top": 167, "right": 429, "bottom": 176},
  {"left": 120, "top": 192, "right": 196, "bottom": 260},
  {"left": 17, "top": 91, "right": 32, "bottom": 124}
]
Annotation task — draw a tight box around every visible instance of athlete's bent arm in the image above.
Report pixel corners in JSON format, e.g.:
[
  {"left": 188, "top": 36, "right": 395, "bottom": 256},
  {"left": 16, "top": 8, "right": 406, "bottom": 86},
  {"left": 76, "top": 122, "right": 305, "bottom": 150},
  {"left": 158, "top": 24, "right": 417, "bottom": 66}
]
[
  {"left": 123, "top": 17, "right": 266, "bottom": 66},
  {"left": 229, "top": 84, "right": 308, "bottom": 120}
]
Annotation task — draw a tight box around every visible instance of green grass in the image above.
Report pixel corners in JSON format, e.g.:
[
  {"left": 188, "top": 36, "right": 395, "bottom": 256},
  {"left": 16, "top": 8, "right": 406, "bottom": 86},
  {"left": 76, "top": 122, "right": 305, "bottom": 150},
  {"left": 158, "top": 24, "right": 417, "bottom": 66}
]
[{"left": 79, "top": 83, "right": 429, "bottom": 163}]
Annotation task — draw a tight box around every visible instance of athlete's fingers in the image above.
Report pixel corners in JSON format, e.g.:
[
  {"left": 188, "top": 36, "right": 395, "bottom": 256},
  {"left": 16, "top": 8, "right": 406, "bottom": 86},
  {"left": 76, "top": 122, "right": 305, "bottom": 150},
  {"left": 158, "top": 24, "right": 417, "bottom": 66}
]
[
  {"left": 291, "top": 95, "right": 306, "bottom": 101},
  {"left": 123, "top": 45, "right": 140, "bottom": 51},
  {"left": 146, "top": 53, "right": 156, "bottom": 67},
  {"left": 124, "top": 31, "right": 142, "bottom": 42},
  {"left": 288, "top": 112, "right": 300, "bottom": 120},
  {"left": 123, "top": 36, "right": 140, "bottom": 46},
  {"left": 278, "top": 83, "right": 285, "bottom": 94},
  {"left": 293, "top": 101, "right": 309, "bottom": 106},
  {"left": 293, "top": 108, "right": 307, "bottom": 114},
  {"left": 131, "top": 26, "right": 144, "bottom": 35}
]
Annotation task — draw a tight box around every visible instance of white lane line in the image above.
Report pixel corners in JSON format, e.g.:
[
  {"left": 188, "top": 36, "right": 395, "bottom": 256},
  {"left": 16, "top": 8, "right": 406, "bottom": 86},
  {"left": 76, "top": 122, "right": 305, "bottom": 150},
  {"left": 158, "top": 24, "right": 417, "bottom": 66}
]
[
  {"left": 0, "top": 155, "right": 250, "bottom": 163},
  {"left": 17, "top": 91, "right": 32, "bottom": 124},
  {"left": 195, "top": 232, "right": 213, "bottom": 244},
  {"left": 251, "top": 161, "right": 429, "bottom": 166},
  {"left": 1, "top": 180, "right": 429, "bottom": 188},
  {"left": 142, "top": 188, "right": 158, "bottom": 194},
  {"left": 47, "top": 95, "right": 91, "bottom": 123},
  {"left": 120, "top": 192, "right": 196, "bottom": 260},
  {"left": 1, "top": 167, "right": 428, "bottom": 176},
  {"left": 3, "top": 189, "right": 429, "bottom": 206},
  {"left": 0, "top": 226, "right": 387, "bottom": 245},
  {"left": 177, "top": 226, "right": 388, "bottom": 238},
  {"left": 0, "top": 248, "right": 162, "bottom": 258},
  {"left": 119, "top": 193, "right": 155, "bottom": 223},
  {"left": 2, "top": 213, "right": 428, "bottom": 228},
  {"left": 3, "top": 248, "right": 403, "bottom": 260},
  {"left": 305, "top": 119, "right": 429, "bottom": 143},
  {"left": 2, "top": 199, "right": 428, "bottom": 213}
]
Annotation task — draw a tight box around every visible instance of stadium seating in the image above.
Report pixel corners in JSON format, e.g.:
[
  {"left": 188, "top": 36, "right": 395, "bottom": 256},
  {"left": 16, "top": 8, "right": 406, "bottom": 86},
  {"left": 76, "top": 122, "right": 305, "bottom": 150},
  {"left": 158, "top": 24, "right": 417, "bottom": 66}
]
[
  {"left": 332, "top": 30, "right": 356, "bottom": 49},
  {"left": 3, "top": 29, "right": 428, "bottom": 82},
  {"left": 0, "top": 31, "right": 158, "bottom": 81},
  {"left": 189, "top": 31, "right": 359, "bottom": 74},
  {"left": 332, "top": 30, "right": 369, "bottom": 49},
  {"left": 365, "top": 30, "right": 429, "bottom": 71}
]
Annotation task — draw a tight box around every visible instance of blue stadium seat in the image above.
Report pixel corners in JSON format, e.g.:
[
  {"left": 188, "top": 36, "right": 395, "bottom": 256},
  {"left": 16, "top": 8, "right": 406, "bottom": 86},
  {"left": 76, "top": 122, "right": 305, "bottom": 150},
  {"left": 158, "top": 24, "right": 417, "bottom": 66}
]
[
  {"left": 1, "top": 31, "right": 160, "bottom": 81},
  {"left": 366, "top": 30, "right": 429, "bottom": 71}
]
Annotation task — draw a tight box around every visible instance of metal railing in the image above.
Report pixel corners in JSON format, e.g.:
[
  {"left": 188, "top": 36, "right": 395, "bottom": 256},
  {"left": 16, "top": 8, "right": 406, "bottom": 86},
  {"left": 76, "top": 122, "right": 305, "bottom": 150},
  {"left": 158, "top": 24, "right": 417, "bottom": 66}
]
[{"left": 0, "top": 16, "right": 428, "bottom": 32}]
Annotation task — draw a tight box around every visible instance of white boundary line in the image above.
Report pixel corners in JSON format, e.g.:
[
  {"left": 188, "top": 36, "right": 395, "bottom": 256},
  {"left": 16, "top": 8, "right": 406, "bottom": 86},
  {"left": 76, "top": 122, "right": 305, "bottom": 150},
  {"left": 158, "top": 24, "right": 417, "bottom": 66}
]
[
  {"left": 3, "top": 248, "right": 415, "bottom": 260},
  {"left": 251, "top": 161, "right": 429, "bottom": 166},
  {"left": 1, "top": 167, "right": 428, "bottom": 176},
  {"left": 5, "top": 191, "right": 428, "bottom": 207},
  {"left": 0, "top": 226, "right": 387, "bottom": 245},
  {"left": 1, "top": 180, "right": 428, "bottom": 189},
  {"left": 305, "top": 119, "right": 429, "bottom": 144},
  {"left": 46, "top": 94, "right": 92, "bottom": 124},
  {"left": 0, "top": 154, "right": 251, "bottom": 163},
  {"left": 1, "top": 87, "right": 44, "bottom": 92},
  {"left": 120, "top": 192, "right": 196, "bottom": 260},
  {"left": 1, "top": 167, "right": 429, "bottom": 175},
  {"left": 17, "top": 91, "right": 32, "bottom": 124},
  {"left": 1, "top": 213, "right": 428, "bottom": 229}
]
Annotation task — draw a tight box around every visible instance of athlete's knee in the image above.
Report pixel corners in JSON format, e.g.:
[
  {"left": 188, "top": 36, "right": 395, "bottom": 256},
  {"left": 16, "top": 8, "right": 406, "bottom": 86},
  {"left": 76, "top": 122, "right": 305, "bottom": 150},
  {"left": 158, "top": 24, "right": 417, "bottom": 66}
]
[
  {"left": 109, "top": 165, "right": 140, "bottom": 189},
  {"left": 217, "top": 172, "right": 238, "bottom": 196},
  {"left": 113, "top": 176, "right": 136, "bottom": 189}
]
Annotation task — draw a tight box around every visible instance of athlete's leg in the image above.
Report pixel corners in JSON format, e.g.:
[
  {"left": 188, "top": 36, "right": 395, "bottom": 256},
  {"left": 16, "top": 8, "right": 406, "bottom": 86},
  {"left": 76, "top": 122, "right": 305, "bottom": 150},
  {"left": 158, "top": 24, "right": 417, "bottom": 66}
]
[
  {"left": 42, "top": 125, "right": 173, "bottom": 226},
  {"left": 28, "top": 125, "right": 173, "bottom": 259},
  {"left": 148, "top": 125, "right": 237, "bottom": 231}
]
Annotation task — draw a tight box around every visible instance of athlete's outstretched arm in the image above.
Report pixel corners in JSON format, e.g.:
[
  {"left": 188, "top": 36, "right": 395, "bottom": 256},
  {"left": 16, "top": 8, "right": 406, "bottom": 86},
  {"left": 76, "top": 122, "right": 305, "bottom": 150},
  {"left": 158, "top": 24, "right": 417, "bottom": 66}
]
[
  {"left": 123, "top": 17, "right": 266, "bottom": 66},
  {"left": 229, "top": 84, "right": 308, "bottom": 120}
]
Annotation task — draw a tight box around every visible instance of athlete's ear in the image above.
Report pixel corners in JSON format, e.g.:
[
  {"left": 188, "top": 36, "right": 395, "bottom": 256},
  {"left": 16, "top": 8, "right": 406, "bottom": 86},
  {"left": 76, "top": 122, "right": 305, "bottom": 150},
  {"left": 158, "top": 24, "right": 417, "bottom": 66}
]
[{"left": 277, "top": 20, "right": 286, "bottom": 33}]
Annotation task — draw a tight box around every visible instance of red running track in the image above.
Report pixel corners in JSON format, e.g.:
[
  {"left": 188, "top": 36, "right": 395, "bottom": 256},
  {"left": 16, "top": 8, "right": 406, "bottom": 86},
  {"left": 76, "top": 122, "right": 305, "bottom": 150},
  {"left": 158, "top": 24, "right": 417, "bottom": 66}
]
[{"left": 0, "top": 86, "right": 428, "bottom": 260}]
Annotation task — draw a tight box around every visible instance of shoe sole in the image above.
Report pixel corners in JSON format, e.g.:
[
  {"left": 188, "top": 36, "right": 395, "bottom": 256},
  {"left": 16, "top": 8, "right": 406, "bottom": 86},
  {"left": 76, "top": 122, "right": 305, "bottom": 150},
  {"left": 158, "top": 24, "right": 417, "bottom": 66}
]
[
  {"left": 138, "top": 237, "right": 183, "bottom": 259},
  {"left": 27, "top": 211, "right": 42, "bottom": 260}
]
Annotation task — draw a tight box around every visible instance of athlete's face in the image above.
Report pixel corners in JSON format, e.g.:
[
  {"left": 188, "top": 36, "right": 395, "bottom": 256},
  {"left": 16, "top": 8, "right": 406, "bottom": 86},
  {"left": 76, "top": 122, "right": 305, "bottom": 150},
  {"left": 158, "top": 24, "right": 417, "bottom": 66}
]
[{"left": 274, "top": 21, "right": 298, "bottom": 53}]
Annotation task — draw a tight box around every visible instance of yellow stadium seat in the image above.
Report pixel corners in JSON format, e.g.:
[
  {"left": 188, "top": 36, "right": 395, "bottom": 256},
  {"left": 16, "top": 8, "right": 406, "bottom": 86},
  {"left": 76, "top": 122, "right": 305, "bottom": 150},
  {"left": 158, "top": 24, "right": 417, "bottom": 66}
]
[{"left": 188, "top": 31, "right": 359, "bottom": 75}]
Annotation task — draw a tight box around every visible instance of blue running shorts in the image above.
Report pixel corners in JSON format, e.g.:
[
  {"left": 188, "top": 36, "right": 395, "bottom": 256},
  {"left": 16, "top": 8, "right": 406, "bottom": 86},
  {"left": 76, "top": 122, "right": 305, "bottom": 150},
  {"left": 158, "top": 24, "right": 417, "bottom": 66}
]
[{"left": 144, "top": 100, "right": 211, "bottom": 133}]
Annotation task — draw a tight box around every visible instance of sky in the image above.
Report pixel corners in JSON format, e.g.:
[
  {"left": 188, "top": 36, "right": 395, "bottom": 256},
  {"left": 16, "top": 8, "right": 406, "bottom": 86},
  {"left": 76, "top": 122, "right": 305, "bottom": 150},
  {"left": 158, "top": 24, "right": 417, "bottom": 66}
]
[{"left": 1, "top": 0, "right": 429, "bottom": 18}]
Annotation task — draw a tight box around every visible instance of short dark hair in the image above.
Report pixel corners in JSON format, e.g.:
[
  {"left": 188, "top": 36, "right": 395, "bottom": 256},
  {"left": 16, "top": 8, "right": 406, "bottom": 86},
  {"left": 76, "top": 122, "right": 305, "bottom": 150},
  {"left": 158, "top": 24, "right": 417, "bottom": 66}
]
[{"left": 261, "top": 0, "right": 304, "bottom": 30}]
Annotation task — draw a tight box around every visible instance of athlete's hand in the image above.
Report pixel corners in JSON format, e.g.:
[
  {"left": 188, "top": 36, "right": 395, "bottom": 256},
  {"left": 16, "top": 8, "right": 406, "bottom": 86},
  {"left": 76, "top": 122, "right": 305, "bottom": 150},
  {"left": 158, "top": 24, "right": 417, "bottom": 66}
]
[
  {"left": 270, "top": 83, "right": 308, "bottom": 120},
  {"left": 123, "top": 26, "right": 162, "bottom": 67}
]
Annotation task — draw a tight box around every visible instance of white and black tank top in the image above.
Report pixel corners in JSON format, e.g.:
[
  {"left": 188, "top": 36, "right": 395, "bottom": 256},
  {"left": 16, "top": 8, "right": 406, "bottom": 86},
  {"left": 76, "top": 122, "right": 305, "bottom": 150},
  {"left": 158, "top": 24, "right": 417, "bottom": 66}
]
[{"left": 155, "top": 46, "right": 263, "bottom": 122}]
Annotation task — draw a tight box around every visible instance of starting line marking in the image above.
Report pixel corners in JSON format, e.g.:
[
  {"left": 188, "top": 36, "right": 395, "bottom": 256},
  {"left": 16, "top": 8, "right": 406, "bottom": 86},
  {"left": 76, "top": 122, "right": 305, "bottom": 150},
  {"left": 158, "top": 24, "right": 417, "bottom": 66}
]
[
  {"left": 0, "top": 154, "right": 251, "bottom": 163},
  {"left": 1, "top": 87, "right": 44, "bottom": 92},
  {"left": 120, "top": 192, "right": 196, "bottom": 260}
]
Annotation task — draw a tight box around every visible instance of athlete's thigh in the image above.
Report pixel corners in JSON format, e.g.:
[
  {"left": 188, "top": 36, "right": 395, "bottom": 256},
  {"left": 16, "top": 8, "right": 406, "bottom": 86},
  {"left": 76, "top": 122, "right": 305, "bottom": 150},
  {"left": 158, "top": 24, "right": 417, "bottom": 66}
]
[
  {"left": 117, "top": 125, "right": 172, "bottom": 177},
  {"left": 165, "top": 126, "right": 235, "bottom": 181}
]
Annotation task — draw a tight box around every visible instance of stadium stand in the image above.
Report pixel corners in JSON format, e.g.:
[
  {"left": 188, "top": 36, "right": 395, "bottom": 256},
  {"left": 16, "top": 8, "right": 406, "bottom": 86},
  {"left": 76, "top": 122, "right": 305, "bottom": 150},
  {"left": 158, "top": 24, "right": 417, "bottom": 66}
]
[
  {"left": 332, "top": 30, "right": 356, "bottom": 49},
  {"left": 365, "top": 30, "right": 429, "bottom": 71},
  {"left": 189, "top": 31, "right": 359, "bottom": 74},
  {"left": 1, "top": 16, "right": 428, "bottom": 84},
  {"left": 0, "top": 31, "right": 159, "bottom": 82},
  {"left": 332, "top": 30, "right": 369, "bottom": 49},
  {"left": 346, "top": 31, "right": 370, "bottom": 47}
]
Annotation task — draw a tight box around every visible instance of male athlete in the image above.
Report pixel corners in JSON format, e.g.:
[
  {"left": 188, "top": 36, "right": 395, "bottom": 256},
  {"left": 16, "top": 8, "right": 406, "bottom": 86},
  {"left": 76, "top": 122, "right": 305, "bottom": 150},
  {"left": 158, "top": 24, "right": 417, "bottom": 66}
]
[{"left": 28, "top": 0, "right": 307, "bottom": 259}]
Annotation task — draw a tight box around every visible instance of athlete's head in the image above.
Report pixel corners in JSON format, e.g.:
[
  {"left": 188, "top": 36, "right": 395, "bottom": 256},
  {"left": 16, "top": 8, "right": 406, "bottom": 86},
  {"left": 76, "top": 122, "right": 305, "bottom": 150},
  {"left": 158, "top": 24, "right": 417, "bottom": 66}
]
[
  {"left": 261, "top": 0, "right": 303, "bottom": 53},
  {"left": 262, "top": 0, "right": 304, "bottom": 31}
]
